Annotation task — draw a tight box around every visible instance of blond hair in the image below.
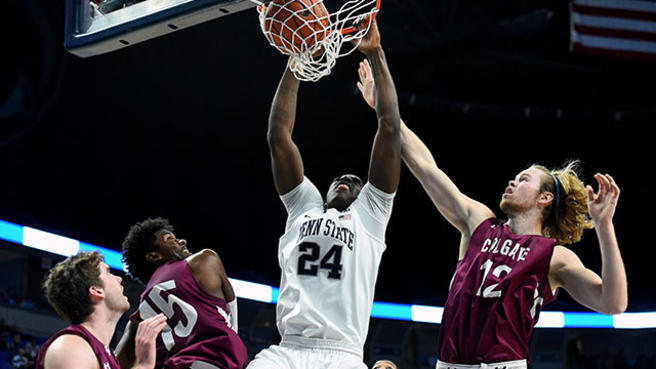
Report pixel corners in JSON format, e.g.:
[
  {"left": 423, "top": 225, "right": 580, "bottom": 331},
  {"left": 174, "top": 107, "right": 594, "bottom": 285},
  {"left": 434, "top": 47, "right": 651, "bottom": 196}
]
[{"left": 532, "top": 160, "right": 593, "bottom": 245}]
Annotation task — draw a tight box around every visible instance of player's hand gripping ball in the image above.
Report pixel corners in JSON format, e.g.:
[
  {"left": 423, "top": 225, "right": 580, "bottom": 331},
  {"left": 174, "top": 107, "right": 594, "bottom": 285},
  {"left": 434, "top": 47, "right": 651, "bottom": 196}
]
[{"left": 262, "top": 0, "right": 330, "bottom": 54}]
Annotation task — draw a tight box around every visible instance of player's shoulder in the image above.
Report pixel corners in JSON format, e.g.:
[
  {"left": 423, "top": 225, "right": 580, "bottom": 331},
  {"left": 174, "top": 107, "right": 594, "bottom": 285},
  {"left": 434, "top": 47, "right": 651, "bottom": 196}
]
[
  {"left": 48, "top": 333, "right": 92, "bottom": 350},
  {"left": 44, "top": 334, "right": 98, "bottom": 369},
  {"left": 283, "top": 176, "right": 319, "bottom": 197},
  {"left": 362, "top": 181, "right": 394, "bottom": 196},
  {"left": 188, "top": 249, "right": 222, "bottom": 270},
  {"left": 351, "top": 182, "right": 394, "bottom": 211},
  {"left": 194, "top": 248, "right": 220, "bottom": 260}
]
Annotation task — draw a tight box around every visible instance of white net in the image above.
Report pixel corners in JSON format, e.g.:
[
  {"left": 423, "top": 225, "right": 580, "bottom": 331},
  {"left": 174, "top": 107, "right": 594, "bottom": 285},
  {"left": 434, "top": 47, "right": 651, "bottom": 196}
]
[{"left": 257, "top": 0, "right": 380, "bottom": 82}]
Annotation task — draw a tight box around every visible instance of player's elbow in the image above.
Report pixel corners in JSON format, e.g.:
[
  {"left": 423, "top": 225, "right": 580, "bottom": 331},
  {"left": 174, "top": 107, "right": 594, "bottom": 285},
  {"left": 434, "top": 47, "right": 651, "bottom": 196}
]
[
  {"left": 377, "top": 118, "right": 401, "bottom": 139},
  {"left": 611, "top": 300, "right": 628, "bottom": 315},
  {"left": 599, "top": 300, "right": 627, "bottom": 315},
  {"left": 600, "top": 306, "right": 625, "bottom": 316},
  {"left": 267, "top": 126, "right": 289, "bottom": 147},
  {"left": 377, "top": 115, "right": 401, "bottom": 131}
]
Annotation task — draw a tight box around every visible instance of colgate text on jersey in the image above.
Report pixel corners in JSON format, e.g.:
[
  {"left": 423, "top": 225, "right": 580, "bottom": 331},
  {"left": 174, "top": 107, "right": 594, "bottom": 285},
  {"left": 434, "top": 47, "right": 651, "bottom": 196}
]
[{"left": 480, "top": 236, "right": 531, "bottom": 262}]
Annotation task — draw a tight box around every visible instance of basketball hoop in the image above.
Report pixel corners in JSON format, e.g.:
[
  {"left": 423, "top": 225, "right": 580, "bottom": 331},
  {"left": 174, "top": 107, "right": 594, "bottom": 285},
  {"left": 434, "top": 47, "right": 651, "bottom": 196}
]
[{"left": 254, "top": 0, "right": 381, "bottom": 82}]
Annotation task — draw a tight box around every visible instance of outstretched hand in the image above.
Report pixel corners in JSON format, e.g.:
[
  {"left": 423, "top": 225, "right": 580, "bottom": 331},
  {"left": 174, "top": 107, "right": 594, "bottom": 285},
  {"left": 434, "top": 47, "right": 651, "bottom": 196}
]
[
  {"left": 587, "top": 173, "right": 620, "bottom": 226},
  {"left": 357, "top": 59, "right": 376, "bottom": 109},
  {"left": 133, "top": 314, "right": 167, "bottom": 369}
]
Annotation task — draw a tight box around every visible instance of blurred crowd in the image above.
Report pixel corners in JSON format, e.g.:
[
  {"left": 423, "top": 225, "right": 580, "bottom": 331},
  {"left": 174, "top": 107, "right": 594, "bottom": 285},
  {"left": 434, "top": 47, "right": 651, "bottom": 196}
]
[
  {"left": 0, "top": 290, "right": 36, "bottom": 312},
  {"left": 565, "top": 337, "right": 656, "bottom": 369},
  {"left": 0, "top": 319, "right": 42, "bottom": 369}
]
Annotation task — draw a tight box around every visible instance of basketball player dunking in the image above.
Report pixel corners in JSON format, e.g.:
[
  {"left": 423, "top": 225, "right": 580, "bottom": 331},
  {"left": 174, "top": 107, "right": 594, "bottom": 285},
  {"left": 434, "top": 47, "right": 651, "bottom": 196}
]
[
  {"left": 116, "top": 218, "right": 248, "bottom": 369},
  {"left": 246, "top": 20, "right": 401, "bottom": 369},
  {"left": 356, "top": 59, "right": 627, "bottom": 369}
]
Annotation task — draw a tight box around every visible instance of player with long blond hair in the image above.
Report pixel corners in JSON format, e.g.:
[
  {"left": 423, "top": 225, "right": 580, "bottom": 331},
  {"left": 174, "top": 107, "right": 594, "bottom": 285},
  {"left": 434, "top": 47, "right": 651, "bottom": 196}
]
[{"left": 356, "top": 59, "right": 627, "bottom": 369}]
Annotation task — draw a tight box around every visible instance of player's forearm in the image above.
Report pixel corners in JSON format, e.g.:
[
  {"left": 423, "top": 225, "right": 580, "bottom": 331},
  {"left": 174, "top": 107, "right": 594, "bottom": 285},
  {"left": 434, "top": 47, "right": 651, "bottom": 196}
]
[
  {"left": 116, "top": 327, "right": 137, "bottom": 369},
  {"left": 118, "top": 352, "right": 136, "bottom": 369},
  {"left": 268, "top": 67, "right": 300, "bottom": 140},
  {"left": 400, "top": 121, "right": 439, "bottom": 179},
  {"left": 366, "top": 48, "right": 400, "bottom": 132},
  {"left": 596, "top": 221, "right": 628, "bottom": 314}
]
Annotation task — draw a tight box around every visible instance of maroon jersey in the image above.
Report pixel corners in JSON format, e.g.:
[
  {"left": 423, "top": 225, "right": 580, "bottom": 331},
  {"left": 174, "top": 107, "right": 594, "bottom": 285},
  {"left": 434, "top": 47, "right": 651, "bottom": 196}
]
[
  {"left": 131, "top": 259, "right": 248, "bottom": 369},
  {"left": 35, "top": 325, "right": 120, "bottom": 369},
  {"left": 438, "top": 218, "right": 558, "bottom": 364}
]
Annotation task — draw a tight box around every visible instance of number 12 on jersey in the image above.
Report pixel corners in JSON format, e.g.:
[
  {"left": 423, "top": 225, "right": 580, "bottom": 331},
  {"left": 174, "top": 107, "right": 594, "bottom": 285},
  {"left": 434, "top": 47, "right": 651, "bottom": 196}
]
[
  {"left": 297, "top": 242, "right": 343, "bottom": 279},
  {"left": 476, "top": 259, "right": 512, "bottom": 298}
]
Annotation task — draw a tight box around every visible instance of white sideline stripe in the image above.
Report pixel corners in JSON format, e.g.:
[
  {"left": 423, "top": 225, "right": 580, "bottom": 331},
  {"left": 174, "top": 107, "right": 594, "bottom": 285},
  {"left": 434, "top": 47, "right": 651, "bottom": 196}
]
[
  {"left": 572, "top": 31, "right": 656, "bottom": 52},
  {"left": 22, "top": 227, "right": 80, "bottom": 257},
  {"left": 613, "top": 312, "right": 656, "bottom": 328},
  {"left": 574, "top": 0, "right": 656, "bottom": 13},
  {"left": 572, "top": 13, "right": 656, "bottom": 33},
  {"left": 228, "top": 278, "right": 273, "bottom": 303},
  {"left": 411, "top": 305, "right": 444, "bottom": 324},
  {"left": 535, "top": 311, "right": 565, "bottom": 328}
]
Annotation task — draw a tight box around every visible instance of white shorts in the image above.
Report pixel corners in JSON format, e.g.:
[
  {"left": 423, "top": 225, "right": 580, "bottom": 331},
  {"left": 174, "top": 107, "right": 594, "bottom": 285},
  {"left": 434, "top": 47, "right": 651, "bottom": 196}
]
[
  {"left": 246, "top": 344, "right": 367, "bottom": 369},
  {"left": 436, "top": 359, "right": 527, "bottom": 369}
]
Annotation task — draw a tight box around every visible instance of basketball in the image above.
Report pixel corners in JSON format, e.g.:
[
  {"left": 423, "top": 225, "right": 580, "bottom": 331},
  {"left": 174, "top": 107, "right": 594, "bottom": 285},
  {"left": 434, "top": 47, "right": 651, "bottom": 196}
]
[{"left": 262, "top": 0, "right": 330, "bottom": 54}]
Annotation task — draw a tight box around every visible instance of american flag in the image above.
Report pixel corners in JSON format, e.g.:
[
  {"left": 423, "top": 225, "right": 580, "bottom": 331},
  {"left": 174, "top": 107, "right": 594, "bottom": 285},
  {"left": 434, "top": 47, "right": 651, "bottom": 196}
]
[{"left": 570, "top": 0, "right": 656, "bottom": 61}]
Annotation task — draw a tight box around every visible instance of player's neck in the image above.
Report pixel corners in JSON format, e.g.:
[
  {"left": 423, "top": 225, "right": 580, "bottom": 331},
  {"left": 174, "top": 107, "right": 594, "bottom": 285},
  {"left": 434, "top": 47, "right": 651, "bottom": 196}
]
[
  {"left": 81, "top": 307, "right": 121, "bottom": 346},
  {"left": 506, "top": 211, "right": 544, "bottom": 237}
]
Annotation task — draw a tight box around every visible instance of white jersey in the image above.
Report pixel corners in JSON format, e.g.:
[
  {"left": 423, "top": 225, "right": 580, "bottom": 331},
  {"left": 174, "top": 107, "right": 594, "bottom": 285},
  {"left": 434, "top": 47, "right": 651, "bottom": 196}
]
[{"left": 276, "top": 177, "right": 395, "bottom": 357}]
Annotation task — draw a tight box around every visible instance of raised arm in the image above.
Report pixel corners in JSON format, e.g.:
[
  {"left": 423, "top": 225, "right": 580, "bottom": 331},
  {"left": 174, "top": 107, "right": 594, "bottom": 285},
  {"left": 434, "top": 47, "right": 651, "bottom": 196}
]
[
  {"left": 550, "top": 174, "right": 627, "bottom": 315},
  {"left": 355, "top": 20, "right": 401, "bottom": 194},
  {"left": 356, "top": 59, "right": 493, "bottom": 238},
  {"left": 267, "top": 66, "right": 304, "bottom": 195}
]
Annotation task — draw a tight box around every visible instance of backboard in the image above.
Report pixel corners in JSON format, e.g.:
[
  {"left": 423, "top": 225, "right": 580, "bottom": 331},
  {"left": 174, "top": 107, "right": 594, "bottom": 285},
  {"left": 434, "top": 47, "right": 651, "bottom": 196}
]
[{"left": 64, "top": 0, "right": 256, "bottom": 57}]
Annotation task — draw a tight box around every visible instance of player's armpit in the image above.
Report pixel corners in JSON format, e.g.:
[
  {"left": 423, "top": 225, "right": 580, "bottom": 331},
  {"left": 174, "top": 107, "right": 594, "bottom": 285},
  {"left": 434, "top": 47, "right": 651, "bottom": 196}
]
[
  {"left": 116, "top": 320, "right": 139, "bottom": 369},
  {"left": 43, "top": 335, "right": 99, "bottom": 369}
]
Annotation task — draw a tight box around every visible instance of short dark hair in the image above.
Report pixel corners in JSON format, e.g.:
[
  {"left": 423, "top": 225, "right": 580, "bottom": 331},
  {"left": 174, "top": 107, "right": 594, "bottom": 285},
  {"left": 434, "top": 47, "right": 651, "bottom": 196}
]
[
  {"left": 43, "top": 252, "right": 103, "bottom": 324},
  {"left": 121, "top": 217, "right": 174, "bottom": 284}
]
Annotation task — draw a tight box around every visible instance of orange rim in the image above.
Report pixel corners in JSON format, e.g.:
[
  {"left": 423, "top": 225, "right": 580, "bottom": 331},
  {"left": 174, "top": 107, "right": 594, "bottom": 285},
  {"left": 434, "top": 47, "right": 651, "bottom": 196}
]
[
  {"left": 338, "top": 0, "right": 380, "bottom": 35},
  {"left": 259, "top": 0, "right": 381, "bottom": 35}
]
